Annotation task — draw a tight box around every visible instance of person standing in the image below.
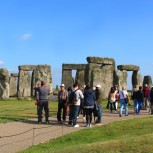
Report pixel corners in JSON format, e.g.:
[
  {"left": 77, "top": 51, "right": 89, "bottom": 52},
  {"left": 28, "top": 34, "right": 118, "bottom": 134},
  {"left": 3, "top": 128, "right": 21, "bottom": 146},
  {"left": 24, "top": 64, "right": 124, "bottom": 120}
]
[
  {"left": 136, "top": 86, "right": 144, "bottom": 115},
  {"left": 68, "top": 83, "right": 84, "bottom": 127},
  {"left": 143, "top": 84, "right": 150, "bottom": 109},
  {"left": 84, "top": 84, "right": 96, "bottom": 127},
  {"left": 37, "top": 81, "right": 50, "bottom": 124},
  {"left": 114, "top": 85, "right": 119, "bottom": 111},
  {"left": 131, "top": 85, "right": 138, "bottom": 113},
  {"left": 95, "top": 85, "right": 102, "bottom": 125},
  {"left": 149, "top": 86, "right": 153, "bottom": 114},
  {"left": 108, "top": 87, "right": 116, "bottom": 113},
  {"left": 119, "top": 86, "right": 129, "bottom": 117},
  {"left": 57, "top": 84, "right": 68, "bottom": 124}
]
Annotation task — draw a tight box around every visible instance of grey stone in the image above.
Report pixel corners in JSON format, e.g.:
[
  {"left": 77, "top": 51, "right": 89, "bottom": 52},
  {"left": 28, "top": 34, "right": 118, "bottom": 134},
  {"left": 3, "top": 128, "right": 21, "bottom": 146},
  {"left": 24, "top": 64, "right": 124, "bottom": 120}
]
[
  {"left": 0, "top": 69, "right": 9, "bottom": 99},
  {"left": 132, "top": 71, "right": 142, "bottom": 88},
  {"left": 143, "top": 76, "right": 152, "bottom": 88},
  {"left": 86, "top": 56, "right": 115, "bottom": 66},
  {"left": 18, "top": 65, "right": 36, "bottom": 71},
  {"left": 75, "top": 70, "right": 85, "bottom": 88},
  {"left": 62, "top": 64, "right": 87, "bottom": 70},
  {"left": 17, "top": 70, "right": 31, "bottom": 98},
  {"left": 114, "top": 70, "right": 128, "bottom": 90},
  {"left": 9, "top": 76, "right": 17, "bottom": 97},
  {"left": 117, "top": 65, "right": 140, "bottom": 71}
]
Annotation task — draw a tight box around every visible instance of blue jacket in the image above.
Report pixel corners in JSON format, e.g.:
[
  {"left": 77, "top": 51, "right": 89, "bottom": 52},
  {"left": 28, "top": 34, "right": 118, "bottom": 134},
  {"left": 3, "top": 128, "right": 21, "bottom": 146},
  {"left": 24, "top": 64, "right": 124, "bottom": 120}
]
[{"left": 84, "top": 89, "right": 96, "bottom": 107}]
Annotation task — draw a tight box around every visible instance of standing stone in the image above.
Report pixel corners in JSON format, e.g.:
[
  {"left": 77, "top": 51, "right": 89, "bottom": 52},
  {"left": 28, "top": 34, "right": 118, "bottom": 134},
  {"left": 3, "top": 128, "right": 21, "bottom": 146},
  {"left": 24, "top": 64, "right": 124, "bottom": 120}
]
[
  {"left": 92, "top": 65, "right": 114, "bottom": 99},
  {"left": 62, "top": 69, "right": 73, "bottom": 89},
  {"left": 17, "top": 70, "right": 31, "bottom": 98},
  {"left": 75, "top": 70, "right": 85, "bottom": 88},
  {"left": 32, "top": 65, "right": 52, "bottom": 95},
  {"left": 9, "top": 73, "right": 18, "bottom": 97},
  {"left": 0, "top": 69, "right": 9, "bottom": 99},
  {"left": 143, "top": 76, "right": 152, "bottom": 88},
  {"left": 114, "top": 70, "right": 128, "bottom": 90},
  {"left": 132, "top": 71, "right": 142, "bottom": 88}
]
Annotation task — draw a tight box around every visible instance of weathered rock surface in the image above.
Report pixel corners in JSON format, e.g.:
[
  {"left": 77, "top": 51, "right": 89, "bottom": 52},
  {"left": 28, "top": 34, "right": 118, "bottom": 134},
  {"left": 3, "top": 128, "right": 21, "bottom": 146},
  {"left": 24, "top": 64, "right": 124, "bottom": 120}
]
[
  {"left": 62, "top": 64, "right": 86, "bottom": 70},
  {"left": 75, "top": 70, "right": 85, "bottom": 88},
  {"left": 9, "top": 76, "right": 17, "bottom": 97},
  {"left": 117, "top": 65, "right": 140, "bottom": 71},
  {"left": 0, "top": 69, "right": 9, "bottom": 99},
  {"left": 132, "top": 71, "right": 142, "bottom": 88},
  {"left": 11, "top": 73, "right": 18, "bottom": 77},
  {"left": 143, "top": 76, "right": 152, "bottom": 87},
  {"left": 19, "top": 65, "right": 36, "bottom": 71}
]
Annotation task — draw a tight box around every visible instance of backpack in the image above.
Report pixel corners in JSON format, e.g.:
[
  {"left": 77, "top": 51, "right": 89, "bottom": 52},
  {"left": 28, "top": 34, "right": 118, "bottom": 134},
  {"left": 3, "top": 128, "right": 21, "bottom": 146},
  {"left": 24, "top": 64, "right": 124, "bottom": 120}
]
[{"left": 68, "top": 90, "right": 78, "bottom": 104}]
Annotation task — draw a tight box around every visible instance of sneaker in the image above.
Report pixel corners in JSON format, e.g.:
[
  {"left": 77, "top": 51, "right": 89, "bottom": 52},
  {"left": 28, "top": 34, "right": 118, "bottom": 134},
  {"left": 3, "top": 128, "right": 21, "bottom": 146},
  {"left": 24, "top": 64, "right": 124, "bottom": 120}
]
[
  {"left": 83, "top": 117, "right": 85, "bottom": 122},
  {"left": 119, "top": 114, "right": 122, "bottom": 117},
  {"left": 74, "top": 124, "right": 79, "bottom": 128},
  {"left": 95, "top": 123, "right": 102, "bottom": 126},
  {"left": 85, "top": 124, "right": 89, "bottom": 127},
  {"left": 89, "top": 124, "right": 92, "bottom": 128},
  {"left": 77, "top": 116, "right": 79, "bottom": 119}
]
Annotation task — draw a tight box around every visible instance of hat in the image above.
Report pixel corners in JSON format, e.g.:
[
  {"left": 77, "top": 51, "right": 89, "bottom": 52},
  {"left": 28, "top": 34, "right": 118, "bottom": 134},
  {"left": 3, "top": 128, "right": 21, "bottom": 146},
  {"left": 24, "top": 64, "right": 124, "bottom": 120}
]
[
  {"left": 96, "top": 85, "right": 101, "bottom": 88},
  {"left": 60, "top": 84, "right": 65, "bottom": 87}
]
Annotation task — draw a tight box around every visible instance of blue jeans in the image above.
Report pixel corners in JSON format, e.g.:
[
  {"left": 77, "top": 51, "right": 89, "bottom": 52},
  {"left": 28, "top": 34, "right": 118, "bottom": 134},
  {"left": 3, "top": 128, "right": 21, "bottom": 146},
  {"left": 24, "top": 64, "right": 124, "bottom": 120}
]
[
  {"left": 97, "top": 104, "right": 102, "bottom": 123},
  {"left": 137, "top": 101, "right": 142, "bottom": 114},
  {"left": 134, "top": 99, "right": 138, "bottom": 112},
  {"left": 69, "top": 105, "right": 80, "bottom": 126},
  {"left": 120, "top": 99, "right": 128, "bottom": 116}
]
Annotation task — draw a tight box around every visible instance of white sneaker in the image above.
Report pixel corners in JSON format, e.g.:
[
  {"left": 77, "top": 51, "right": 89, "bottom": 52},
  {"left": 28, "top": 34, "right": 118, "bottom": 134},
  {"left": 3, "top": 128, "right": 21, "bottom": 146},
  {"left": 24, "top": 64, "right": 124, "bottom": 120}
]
[
  {"left": 74, "top": 124, "right": 79, "bottom": 128},
  {"left": 85, "top": 124, "right": 89, "bottom": 127},
  {"left": 89, "top": 124, "right": 92, "bottom": 128}
]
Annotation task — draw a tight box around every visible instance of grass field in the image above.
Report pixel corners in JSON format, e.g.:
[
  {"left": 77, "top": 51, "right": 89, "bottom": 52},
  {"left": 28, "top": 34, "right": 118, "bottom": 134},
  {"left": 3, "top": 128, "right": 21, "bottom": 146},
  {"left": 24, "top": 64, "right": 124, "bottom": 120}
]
[
  {"left": 0, "top": 99, "right": 58, "bottom": 123},
  {"left": 19, "top": 116, "right": 153, "bottom": 153}
]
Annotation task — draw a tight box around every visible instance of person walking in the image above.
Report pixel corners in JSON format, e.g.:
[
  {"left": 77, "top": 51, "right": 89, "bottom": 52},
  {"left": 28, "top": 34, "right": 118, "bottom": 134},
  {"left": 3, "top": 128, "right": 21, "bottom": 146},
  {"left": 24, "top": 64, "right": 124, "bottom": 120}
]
[
  {"left": 83, "top": 84, "right": 96, "bottom": 127},
  {"left": 131, "top": 85, "right": 138, "bottom": 113},
  {"left": 119, "top": 86, "right": 129, "bottom": 117},
  {"left": 143, "top": 84, "right": 150, "bottom": 109},
  {"left": 37, "top": 81, "right": 50, "bottom": 124},
  {"left": 57, "top": 84, "right": 68, "bottom": 124},
  {"left": 136, "top": 86, "right": 144, "bottom": 115},
  {"left": 68, "top": 83, "right": 84, "bottom": 127},
  {"left": 95, "top": 85, "right": 102, "bottom": 125},
  {"left": 108, "top": 87, "right": 117, "bottom": 113},
  {"left": 114, "top": 85, "right": 119, "bottom": 111}
]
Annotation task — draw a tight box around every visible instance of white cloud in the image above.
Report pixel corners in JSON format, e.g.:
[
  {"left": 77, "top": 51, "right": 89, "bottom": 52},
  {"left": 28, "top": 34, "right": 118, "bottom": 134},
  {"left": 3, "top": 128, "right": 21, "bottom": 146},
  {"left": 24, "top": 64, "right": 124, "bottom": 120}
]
[
  {"left": 21, "top": 33, "right": 31, "bottom": 41},
  {"left": 0, "top": 61, "right": 4, "bottom": 66}
]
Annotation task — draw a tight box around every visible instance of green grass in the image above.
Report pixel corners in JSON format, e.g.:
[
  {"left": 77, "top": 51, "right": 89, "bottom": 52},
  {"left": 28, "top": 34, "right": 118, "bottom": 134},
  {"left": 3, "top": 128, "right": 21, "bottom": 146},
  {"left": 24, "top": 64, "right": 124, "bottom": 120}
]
[
  {"left": 19, "top": 116, "right": 153, "bottom": 153},
  {"left": 0, "top": 99, "right": 58, "bottom": 123}
]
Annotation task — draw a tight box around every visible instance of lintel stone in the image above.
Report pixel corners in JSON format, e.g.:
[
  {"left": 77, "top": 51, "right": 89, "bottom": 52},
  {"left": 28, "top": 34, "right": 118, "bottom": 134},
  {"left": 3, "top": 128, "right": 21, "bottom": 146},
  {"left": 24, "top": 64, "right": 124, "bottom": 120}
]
[
  {"left": 18, "top": 65, "right": 37, "bottom": 71},
  {"left": 62, "top": 64, "right": 87, "bottom": 70},
  {"left": 86, "top": 56, "right": 115, "bottom": 65},
  {"left": 117, "top": 65, "right": 140, "bottom": 71},
  {"left": 11, "top": 73, "right": 18, "bottom": 77}
]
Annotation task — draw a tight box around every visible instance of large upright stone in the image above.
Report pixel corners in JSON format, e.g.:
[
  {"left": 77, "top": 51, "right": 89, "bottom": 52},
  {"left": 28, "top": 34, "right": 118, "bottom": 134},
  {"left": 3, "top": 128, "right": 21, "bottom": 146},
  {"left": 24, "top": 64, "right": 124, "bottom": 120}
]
[
  {"left": 117, "top": 65, "right": 139, "bottom": 71},
  {"left": 75, "top": 70, "right": 85, "bottom": 88},
  {"left": 132, "top": 71, "right": 142, "bottom": 88},
  {"left": 9, "top": 73, "right": 18, "bottom": 97},
  {"left": 0, "top": 69, "right": 9, "bottom": 99},
  {"left": 114, "top": 70, "right": 128, "bottom": 90},
  {"left": 92, "top": 65, "right": 114, "bottom": 99},
  {"left": 17, "top": 70, "right": 31, "bottom": 98},
  {"left": 143, "top": 76, "right": 152, "bottom": 87},
  {"left": 32, "top": 65, "right": 52, "bottom": 95},
  {"left": 62, "top": 69, "right": 73, "bottom": 89}
]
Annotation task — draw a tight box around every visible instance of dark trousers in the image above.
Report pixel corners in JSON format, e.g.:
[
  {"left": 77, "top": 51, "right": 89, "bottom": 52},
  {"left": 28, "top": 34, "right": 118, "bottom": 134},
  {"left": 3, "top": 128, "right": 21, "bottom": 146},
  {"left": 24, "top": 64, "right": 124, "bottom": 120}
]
[
  {"left": 38, "top": 101, "right": 49, "bottom": 122},
  {"left": 110, "top": 102, "right": 116, "bottom": 112},
  {"left": 57, "top": 102, "right": 66, "bottom": 121},
  {"left": 85, "top": 108, "right": 93, "bottom": 124}
]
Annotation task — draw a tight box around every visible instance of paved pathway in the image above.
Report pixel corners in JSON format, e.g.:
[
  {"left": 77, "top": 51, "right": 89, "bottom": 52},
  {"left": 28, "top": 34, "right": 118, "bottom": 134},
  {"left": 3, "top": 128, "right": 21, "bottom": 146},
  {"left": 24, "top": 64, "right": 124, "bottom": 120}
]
[{"left": 0, "top": 109, "right": 151, "bottom": 153}]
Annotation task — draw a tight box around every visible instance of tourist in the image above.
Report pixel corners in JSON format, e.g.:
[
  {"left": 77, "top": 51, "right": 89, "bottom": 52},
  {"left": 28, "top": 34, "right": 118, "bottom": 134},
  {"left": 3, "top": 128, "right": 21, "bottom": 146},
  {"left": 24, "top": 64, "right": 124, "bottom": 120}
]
[
  {"left": 149, "top": 86, "right": 153, "bottom": 114},
  {"left": 131, "top": 85, "right": 138, "bottom": 113},
  {"left": 136, "top": 86, "right": 144, "bottom": 115},
  {"left": 143, "top": 84, "right": 150, "bottom": 109},
  {"left": 83, "top": 84, "right": 96, "bottom": 127},
  {"left": 108, "top": 87, "right": 117, "bottom": 113},
  {"left": 57, "top": 84, "right": 68, "bottom": 124},
  {"left": 95, "top": 84, "right": 102, "bottom": 125},
  {"left": 37, "top": 81, "right": 50, "bottom": 124},
  {"left": 68, "top": 83, "right": 84, "bottom": 127},
  {"left": 119, "top": 86, "right": 129, "bottom": 117},
  {"left": 114, "top": 85, "right": 119, "bottom": 111}
]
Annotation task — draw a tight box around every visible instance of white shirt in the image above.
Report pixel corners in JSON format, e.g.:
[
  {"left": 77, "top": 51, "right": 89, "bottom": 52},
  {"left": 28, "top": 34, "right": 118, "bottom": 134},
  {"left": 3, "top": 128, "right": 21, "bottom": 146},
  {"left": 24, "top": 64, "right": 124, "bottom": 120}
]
[{"left": 119, "top": 90, "right": 128, "bottom": 99}]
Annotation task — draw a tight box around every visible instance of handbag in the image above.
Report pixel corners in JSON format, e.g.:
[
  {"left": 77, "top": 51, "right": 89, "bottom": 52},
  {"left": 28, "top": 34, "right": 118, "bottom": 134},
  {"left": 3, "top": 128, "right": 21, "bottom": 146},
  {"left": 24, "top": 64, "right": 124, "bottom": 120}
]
[{"left": 121, "top": 91, "right": 129, "bottom": 104}]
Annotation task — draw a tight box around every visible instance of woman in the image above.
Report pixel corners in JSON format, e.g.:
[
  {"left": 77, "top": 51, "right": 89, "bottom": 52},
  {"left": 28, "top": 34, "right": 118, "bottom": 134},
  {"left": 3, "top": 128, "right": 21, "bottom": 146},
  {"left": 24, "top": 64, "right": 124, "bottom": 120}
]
[
  {"left": 108, "top": 87, "right": 116, "bottom": 113},
  {"left": 83, "top": 84, "right": 96, "bottom": 127}
]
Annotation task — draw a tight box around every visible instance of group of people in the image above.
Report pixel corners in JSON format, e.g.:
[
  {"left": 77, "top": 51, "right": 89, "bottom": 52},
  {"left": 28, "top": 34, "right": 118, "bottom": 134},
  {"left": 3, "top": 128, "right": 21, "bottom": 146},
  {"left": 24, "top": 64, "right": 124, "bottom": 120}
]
[
  {"left": 57, "top": 83, "right": 102, "bottom": 128},
  {"left": 34, "top": 81, "right": 153, "bottom": 126}
]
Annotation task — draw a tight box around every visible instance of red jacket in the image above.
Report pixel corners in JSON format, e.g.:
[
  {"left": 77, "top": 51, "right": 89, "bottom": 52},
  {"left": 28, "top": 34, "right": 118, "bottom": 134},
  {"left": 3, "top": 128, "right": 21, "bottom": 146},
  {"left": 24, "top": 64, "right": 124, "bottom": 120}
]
[{"left": 143, "top": 87, "right": 150, "bottom": 98}]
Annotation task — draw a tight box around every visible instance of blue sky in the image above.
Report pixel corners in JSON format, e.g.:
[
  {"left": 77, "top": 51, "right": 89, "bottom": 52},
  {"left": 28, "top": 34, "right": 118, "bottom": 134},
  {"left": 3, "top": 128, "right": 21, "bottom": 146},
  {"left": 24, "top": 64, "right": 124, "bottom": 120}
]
[{"left": 0, "top": 0, "right": 153, "bottom": 88}]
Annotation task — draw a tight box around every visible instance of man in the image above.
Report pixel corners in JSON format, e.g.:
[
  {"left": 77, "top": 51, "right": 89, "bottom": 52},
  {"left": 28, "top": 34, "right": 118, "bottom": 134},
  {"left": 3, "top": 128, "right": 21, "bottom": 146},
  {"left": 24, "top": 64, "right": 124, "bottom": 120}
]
[
  {"left": 37, "top": 81, "right": 50, "bottom": 124},
  {"left": 68, "top": 83, "right": 84, "bottom": 127},
  {"left": 143, "top": 84, "right": 150, "bottom": 109},
  {"left": 119, "top": 86, "right": 129, "bottom": 117},
  {"left": 57, "top": 84, "right": 68, "bottom": 124}
]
